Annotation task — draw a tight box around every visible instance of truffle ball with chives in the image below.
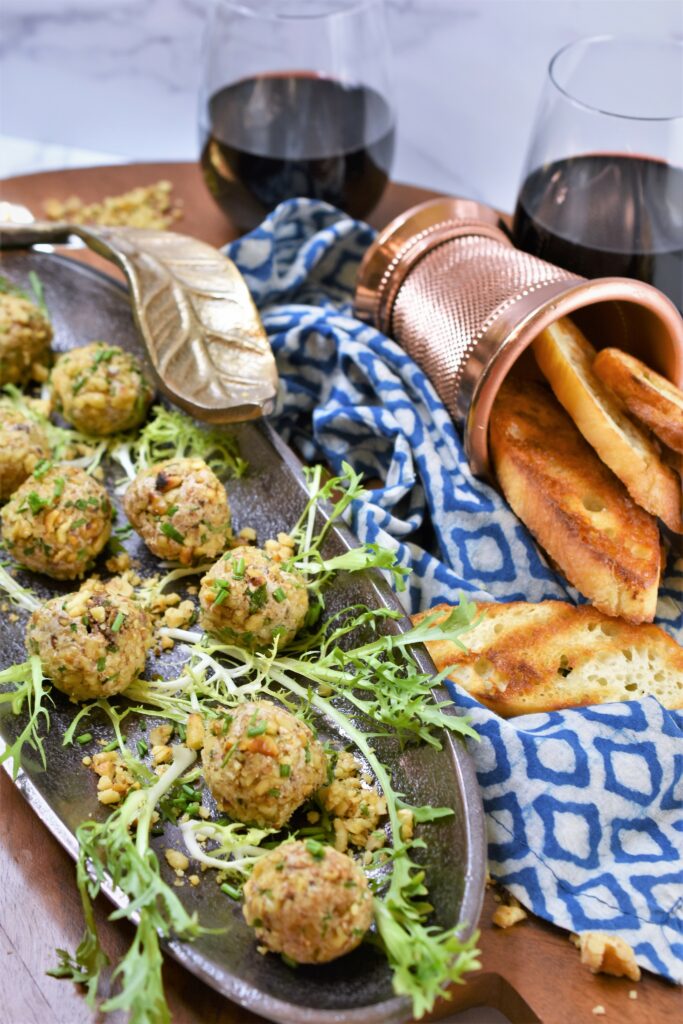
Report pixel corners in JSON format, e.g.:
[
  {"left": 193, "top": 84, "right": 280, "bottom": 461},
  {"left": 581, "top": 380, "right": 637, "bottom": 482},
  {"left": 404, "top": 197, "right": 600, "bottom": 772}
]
[
  {"left": 26, "top": 576, "right": 152, "bottom": 701},
  {"left": 243, "top": 840, "right": 373, "bottom": 964},
  {"left": 1, "top": 464, "right": 112, "bottom": 579},
  {"left": 201, "top": 700, "right": 327, "bottom": 828},
  {"left": 0, "top": 291, "right": 53, "bottom": 386},
  {"left": 123, "top": 456, "right": 231, "bottom": 565},
  {"left": 199, "top": 545, "right": 309, "bottom": 648},
  {"left": 0, "top": 405, "right": 51, "bottom": 500},
  {"left": 51, "top": 342, "right": 154, "bottom": 436}
]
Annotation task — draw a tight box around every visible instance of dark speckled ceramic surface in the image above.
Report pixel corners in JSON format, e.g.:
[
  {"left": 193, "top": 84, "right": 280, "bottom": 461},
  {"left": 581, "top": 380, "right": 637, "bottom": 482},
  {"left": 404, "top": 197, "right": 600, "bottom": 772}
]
[{"left": 0, "top": 251, "right": 486, "bottom": 1024}]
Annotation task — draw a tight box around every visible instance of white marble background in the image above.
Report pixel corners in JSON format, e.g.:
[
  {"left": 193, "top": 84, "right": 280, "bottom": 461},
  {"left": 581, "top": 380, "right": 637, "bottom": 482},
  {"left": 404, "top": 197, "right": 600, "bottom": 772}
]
[{"left": 1, "top": 0, "right": 682, "bottom": 210}]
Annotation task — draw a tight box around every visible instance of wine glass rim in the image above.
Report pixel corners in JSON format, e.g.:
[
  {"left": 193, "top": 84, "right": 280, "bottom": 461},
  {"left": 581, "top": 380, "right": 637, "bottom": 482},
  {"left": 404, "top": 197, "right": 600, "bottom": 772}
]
[
  {"left": 212, "top": 0, "right": 382, "bottom": 20},
  {"left": 549, "top": 33, "right": 683, "bottom": 121}
]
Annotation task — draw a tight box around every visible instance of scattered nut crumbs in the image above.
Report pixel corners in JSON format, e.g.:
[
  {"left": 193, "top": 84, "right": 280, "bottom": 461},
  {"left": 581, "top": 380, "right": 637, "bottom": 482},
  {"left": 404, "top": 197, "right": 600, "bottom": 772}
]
[
  {"left": 578, "top": 932, "right": 641, "bottom": 982},
  {"left": 105, "top": 550, "right": 131, "bottom": 573},
  {"left": 628, "top": 991, "right": 637, "bottom": 1000},
  {"left": 43, "top": 181, "right": 183, "bottom": 230},
  {"left": 592, "top": 1007, "right": 606, "bottom": 1017},
  {"left": 263, "top": 532, "right": 296, "bottom": 563},
  {"left": 87, "top": 749, "right": 138, "bottom": 805},
  {"left": 317, "top": 751, "right": 387, "bottom": 852}
]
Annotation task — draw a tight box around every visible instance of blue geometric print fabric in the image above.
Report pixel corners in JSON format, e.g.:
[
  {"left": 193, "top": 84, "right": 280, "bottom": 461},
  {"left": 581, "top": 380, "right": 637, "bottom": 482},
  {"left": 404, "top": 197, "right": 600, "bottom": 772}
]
[{"left": 227, "top": 199, "right": 683, "bottom": 983}]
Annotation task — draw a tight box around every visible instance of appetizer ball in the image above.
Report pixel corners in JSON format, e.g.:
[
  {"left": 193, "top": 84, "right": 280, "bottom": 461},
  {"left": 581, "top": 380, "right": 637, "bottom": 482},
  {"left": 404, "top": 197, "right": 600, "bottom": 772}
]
[
  {"left": 0, "top": 407, "right": 51, "bottom": 500},
  {"left": 201, "top": 700, "right": 327, "bottom": 828},
  {"left": 27, "top": 576, "right": 152, "bottom": 701},
  {"left": 199, "top": 545, "right": 308, "bottom": 648},
  {"left": 51, "top": 342, "right": 153, "bottom": 436},
  {"left": 0, "top": 292, "right": 53, "bottom": 386},
  {"left": 1, "top": 464, "right": 112, "bottom": 579},
  {"left": 123, "top": 456, "right": 230, "bottom": 565},
  {"left": 243, "top": 840, "right": 373, "bottom": 964}
]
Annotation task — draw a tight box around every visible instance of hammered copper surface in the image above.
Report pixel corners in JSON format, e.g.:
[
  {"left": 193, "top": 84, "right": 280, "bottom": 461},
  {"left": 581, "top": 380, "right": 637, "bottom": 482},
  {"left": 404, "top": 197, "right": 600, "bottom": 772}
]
[
  {"left": 0, "top": 220, "right": 279, "bottom": 423},
  {"left": 0, "top": 251, "right": 485, "bottom": 1024},
  {"left": 354, "top": 198, "right": 683, "bottom": 478}
]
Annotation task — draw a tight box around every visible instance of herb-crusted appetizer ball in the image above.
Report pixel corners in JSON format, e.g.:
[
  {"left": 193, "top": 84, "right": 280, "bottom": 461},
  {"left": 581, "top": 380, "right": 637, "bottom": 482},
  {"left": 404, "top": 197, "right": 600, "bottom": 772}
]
[
  {"left": 1, "top": 464, "right": 112, "bottom": 578},
  {"left": 27, "top": 576, "right": 152, "bottom": 701},
  {"left": 0, "top": 292, "right": 53, "bottom": 386},
  {"left": 51, "top": 342, "right": 154, "bottom": 436},
  {"left": 0, "top": 407, "right": 51, "bottom": 500},
  {"left": 199, "top": 545, "right": 309, "bottom": 648},
  {"left": 243, "top": 840, "right": 374, "bottom": 963},
  {"left": 202, "top": 700, "right": 327, "bottom": 828},
  {"left": 123, "top": 456, "right": 230, "bottom": 565}
]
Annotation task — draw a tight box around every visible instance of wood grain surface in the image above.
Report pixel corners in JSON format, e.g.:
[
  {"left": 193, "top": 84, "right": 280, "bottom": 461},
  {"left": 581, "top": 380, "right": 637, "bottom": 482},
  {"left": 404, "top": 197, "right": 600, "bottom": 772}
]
[{"left": 0, "top": 163, "right": 679, "bottom": 1024}]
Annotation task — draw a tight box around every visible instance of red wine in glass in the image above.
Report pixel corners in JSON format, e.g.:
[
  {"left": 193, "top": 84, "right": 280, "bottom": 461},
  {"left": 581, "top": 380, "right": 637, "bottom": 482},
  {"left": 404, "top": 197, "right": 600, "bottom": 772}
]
[
  {"left": 513, "top": 154, "right": 683, "bottom": 313},
  {"left": 200, "top": 73, "right": 395, "bottom": 230}
]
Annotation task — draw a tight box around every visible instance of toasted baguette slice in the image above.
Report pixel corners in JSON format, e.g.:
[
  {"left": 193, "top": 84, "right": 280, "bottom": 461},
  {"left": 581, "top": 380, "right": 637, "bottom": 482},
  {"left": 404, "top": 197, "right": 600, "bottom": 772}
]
[
  {"left": 490, "top": 378, "right": 661, "bottom": 623},
  {"left": 413, "top": 600, "right": 683, "bottom": 715},
  {"left": 593, "top": 347, "right": 683, "bottom": 454},
  {"left": 533, "top": 318, "right": 682, "bottom": 533}
]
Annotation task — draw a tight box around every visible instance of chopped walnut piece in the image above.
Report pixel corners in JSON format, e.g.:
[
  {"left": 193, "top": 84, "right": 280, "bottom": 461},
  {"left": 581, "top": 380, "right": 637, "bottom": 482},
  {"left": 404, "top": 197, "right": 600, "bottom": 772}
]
[
  {"left": 149, "top": 723, "right": 173, "bottom": 746},
  {"left": 152, "top": 743, "right": 172, "bottom": 765},
  {"left": 591, "top": 1007, "right": 606, "bottom": 1017},
  {"left": 579, "top": 932, "right": 641, "bottom": 982},
  {"left": 165, "top": 848, "right": 190, "bottom": 873},
  {"left": 185, "top": 713, "right": 205, "bottom": 751}
]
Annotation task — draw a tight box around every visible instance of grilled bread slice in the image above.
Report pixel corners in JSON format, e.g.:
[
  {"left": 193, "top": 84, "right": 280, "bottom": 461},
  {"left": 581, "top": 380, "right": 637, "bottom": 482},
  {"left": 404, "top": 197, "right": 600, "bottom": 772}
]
[
  {"left": 533, "top": 318, "right": 682, "bottom": 533},
  {"left": 413, "top": 600, "right": 683, "bottom": 715},
  {"left": 593, "top": 347, "right": 683, "bottom": 454},
  {"left": 490, "top": 377, "right": 661, "bottom": 623}
]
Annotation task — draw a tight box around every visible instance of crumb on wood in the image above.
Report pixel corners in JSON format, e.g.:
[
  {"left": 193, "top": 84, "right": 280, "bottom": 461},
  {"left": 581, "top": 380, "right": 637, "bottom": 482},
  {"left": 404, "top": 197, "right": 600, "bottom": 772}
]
[
  {"left": 492, "top": 903, "right": 527, "bottom": 929},
  {"left": 579, "top": 932, "right": 641, "bottom": 982}
]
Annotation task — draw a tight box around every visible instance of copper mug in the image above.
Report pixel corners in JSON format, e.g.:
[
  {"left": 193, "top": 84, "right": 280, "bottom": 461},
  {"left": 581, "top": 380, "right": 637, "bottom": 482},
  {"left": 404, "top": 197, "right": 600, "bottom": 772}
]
[{"left": 354, "top": 198, "right": 683, "bottom": 479}]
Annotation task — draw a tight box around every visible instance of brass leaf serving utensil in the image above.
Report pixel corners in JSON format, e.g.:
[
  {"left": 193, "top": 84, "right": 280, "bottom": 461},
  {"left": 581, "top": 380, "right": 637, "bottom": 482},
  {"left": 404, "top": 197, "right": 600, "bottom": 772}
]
[{"left": 0, "top": 219, "right": 279, "bottom": 423}]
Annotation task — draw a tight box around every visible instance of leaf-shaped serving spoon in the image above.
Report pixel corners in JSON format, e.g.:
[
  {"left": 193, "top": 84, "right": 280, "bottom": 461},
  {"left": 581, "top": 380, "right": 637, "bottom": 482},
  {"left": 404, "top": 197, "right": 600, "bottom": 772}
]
[{"left": 0, "top": 219, "right": 279, "bottom": 423}]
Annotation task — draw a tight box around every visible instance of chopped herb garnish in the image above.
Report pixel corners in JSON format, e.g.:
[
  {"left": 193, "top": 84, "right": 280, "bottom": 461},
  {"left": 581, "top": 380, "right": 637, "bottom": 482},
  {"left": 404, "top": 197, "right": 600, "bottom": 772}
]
[
  {"left": 212, "top": 580, "right": 231, "bottom": 606},
  {"left": 220, "top": 882, "right": 241, "bottom": 900},
  {"left": 279, "top": 763, "right": 291, "bottom": 778},
  {"left": 160, "top": 522, "right": 185, "bottom": 545},
  {"left": 232, "top": 557, "right": 245, "bottom": 580},
  {"left": 246, "top": 720, "right": 267, "bottom": 738},
  {"left": 26, "top": 491, "right": 49, "bottom": 515},
  {"left": 71, "top": 518, "right": 86, "bottom": 529},
  {"left": 137, "top": 739, "right": 148, "bottom": 757},
  {"left": 33, "top": 459, "right": 52, "bottom": 480},
  {"left": 96, "top": 656, "right": 106, "bottom": 672},
  {"left": 76, "top": 732, "right": 93, "bottom": 745},
  {"left": 53, "top": 477, "right": 65, "bottom": 500},
  {"left": 111, "top": 612, "right": 126, "bottom": 633},
  {"left": 305, "top": 839, "right": 325, "bottom": 860},
  {"left": 272, "top": 587, "right": 286, "bottom": 603},
  {"left": 248, "top": 584, "right": 268, "bottom": 613}
]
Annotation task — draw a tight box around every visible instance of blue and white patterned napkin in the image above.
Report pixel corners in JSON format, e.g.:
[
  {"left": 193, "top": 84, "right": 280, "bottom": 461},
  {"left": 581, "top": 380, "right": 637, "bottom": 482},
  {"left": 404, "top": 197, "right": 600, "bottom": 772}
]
[{"left": 226, "top": 199, "right": 683, "bottom": 984}]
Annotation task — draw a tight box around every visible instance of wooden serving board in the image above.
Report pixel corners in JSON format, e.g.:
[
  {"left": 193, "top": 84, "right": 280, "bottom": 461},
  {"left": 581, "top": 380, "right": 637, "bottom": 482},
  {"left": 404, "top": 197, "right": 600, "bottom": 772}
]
[{"left": 0, "top": 163, "right": 677, "bottom": 1024}]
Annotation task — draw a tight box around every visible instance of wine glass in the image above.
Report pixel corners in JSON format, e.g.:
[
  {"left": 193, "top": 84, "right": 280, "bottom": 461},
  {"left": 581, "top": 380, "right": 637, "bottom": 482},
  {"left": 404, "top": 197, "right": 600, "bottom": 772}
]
[
  {"left": 198, "top": 0, "right": 396, "bottom": 231},
  {"left": 513, "top": 35, "right": 683, "bottom": 311}
]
